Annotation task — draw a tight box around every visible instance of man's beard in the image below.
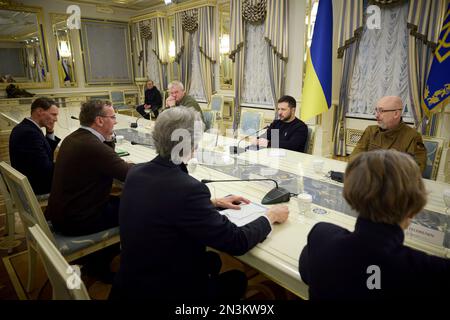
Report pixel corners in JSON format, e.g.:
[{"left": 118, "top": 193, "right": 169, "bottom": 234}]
[
  {"left": 280, "top": 113, "right": 291, "bottom": 122},
  {"left": 377, "top": 121, "right": 387, "bottom": 130}
]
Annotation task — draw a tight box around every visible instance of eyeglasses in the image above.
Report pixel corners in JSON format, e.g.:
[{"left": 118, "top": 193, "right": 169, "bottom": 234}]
[
  {"left": 99, "top": 115, "right": 117, "bottom": 120},
  {"left": 374, "top": 108, "right": 402, "bottom": 114}
]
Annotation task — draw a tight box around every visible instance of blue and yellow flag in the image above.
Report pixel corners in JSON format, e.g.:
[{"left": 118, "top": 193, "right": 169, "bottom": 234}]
[
  {"left": 423, "top": 3, "right": 450, "bottom": 114},
  {"left": 301, "top": 0, "right": 333, "bottom": 121}
]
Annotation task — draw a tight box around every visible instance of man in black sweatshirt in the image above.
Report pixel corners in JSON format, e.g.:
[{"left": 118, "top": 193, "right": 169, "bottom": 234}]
[
  {"left": 136, "top": 80, "right": 162, "bottom": 119},
  {"left": 251, "top": 95, "right": 308, "bottom": 153}
]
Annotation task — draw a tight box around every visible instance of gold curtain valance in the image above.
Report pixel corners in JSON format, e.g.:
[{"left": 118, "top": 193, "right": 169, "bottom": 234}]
[
  {"left": 242, "top": 0, "right": 266, "bottom": 24},
  {"left": 182, "top": 9, "right": 198, "bottom": 33},
  {"left": 139, "top": 20, "right": 152, "bottom": 40}
]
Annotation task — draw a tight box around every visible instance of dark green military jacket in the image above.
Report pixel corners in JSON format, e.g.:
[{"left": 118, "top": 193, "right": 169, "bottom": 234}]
[
  {"left": 162, "top": 94, "right": 205, "bottom": 125},
  {"left": 350, "top": 121, "right": 427, "bottom": 172}
]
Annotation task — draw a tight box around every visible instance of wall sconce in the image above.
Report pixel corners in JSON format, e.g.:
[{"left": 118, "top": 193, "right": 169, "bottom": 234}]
[
  {"left": 219, "top": 34, "right": 230, "bottom": 54},
  {"left": 59, "top": 40, "right": 71, "bottom": 57},
  {"left": 168, "top": 40, "right": 175, "bottom": 58}
]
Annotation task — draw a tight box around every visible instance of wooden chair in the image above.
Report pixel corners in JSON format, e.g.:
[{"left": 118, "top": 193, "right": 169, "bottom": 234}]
[
  {"left": 304, "top": 126, "right": 315, "bottom": 154},
  {"left": 0, "top": 165, "right": 50, "bottom": 252},
  {"left": 238, "top": 110, "right": 264, "bottom": 137},
  {"left": 0, "top": 161, "right": 120, "bottom": 292},
  {"left": 0, "top": 164, "right": 21, "bottom": 251},
  {"left": 209, "top": 95, "right": 224, "bottom": 116},
  {"left": 28, "top": 224, "right": 90, "bottom": 300},
  {"left": 203, "top": 110, "right": 217, "bottom": 132},
  {"left": 208, "top": 95, "right": 225, "bottom": 133},
  {"left": 109, "top": 91, "right": 134, "bottom": 116},
  {"left": 0, "top": 129, "right": 12, "bottom": 165},
  {"left": 422, "top": 136, "right": 446, "bottom": 180}
]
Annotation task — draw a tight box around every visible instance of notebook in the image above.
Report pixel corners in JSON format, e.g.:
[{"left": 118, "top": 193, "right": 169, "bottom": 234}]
[{"left": 220, "top": 202, "right": 268, "bottom": 227}]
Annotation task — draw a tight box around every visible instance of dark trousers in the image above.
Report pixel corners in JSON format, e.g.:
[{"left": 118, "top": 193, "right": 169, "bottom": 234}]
[
  {"left": 205, "top": 251, "right": 247, "bottom": 301},
  {"left": 55, "top": 196, "right": 120, "bottom": 236},
  {"left": 136, "top": 104, "right": 161, "bottom": 119},
  {"left": 62, "top": 196, "right": 121, "bottom": 282},
  {"left": 108, "top": 251, "right": 247, "bottom": 301}
]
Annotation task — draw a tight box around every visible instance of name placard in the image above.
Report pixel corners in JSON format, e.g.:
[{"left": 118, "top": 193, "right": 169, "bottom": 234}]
[{"left": 405, "top": 223, "right": 445, "bottom": 247}]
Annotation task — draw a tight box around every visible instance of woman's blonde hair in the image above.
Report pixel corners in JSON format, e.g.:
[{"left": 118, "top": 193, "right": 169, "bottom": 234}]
[{"left": 343, "top": 149, "right": 427, "bottom": 224}]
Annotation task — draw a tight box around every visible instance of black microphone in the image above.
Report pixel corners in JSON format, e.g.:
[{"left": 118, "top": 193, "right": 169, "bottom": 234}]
[
  {"left": 230, "top": 125, "right": 269, "bottom": 155},
  {"left": 70, "top": 116, "right": 79, "bottom": 120},
  {"left": 130, "top": 114, "right": 144, "bottom": 128},
  {"left": 201, "top": 178, "right": 290, "bottom": 205},
  {"left": 130, "top": 141, "right": 153, "bottom": 147}
]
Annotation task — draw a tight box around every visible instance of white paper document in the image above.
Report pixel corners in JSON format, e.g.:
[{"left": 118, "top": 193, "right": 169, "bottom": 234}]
[{"left": 220, "top": 202, "right": 268, "bottom": 227}]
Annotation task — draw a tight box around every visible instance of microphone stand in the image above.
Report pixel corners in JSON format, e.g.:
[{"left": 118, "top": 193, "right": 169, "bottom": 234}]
[
  {"left": 130, "top": 114, "right": 144, "bottom": 128},
  {"left": 130, "top": 141, "right": 153, "bottom": 147},
  {"left": 229, "top": 126, "right": 269, "bottom": 155},
  {"left": 201, "top": 178, "right": 290, "bottom": 205},
  {"left": 202, "top": 178, "right": 279, "bottom": 188}
]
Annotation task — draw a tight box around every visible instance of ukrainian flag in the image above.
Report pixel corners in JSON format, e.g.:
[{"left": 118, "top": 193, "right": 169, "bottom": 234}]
[
  {"left": 301, "top": 0, "right": 333, "bottom": 121},
  {"left": 423, "top": 3, "right": 450, "bottom": 114}
]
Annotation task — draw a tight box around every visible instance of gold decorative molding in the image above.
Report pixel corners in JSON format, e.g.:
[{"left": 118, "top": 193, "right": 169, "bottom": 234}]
[
  {"left": 422, "top": 135, "right": 446, "bottom": 180},
  {"left": 0, "top": 4, "right": 53, "bottom": 90},
  {"left": 218, "top": 1, "right": 230, "bottom": 11},
  {"left": 130, "top": 10, "right": 167, "bottom": 23},
  {"left": 167, "top": 0, "right": 216, "bottom": 15},
  {"left": 50, "top": 13, "right": 78, "bottom": 88},
  {"left": 0, "top": 0, "right": 13, "bottom": 8},
  {"left": 0, "top": 3, "right": 42, "bottom": 13},
  {"left": 131, "top": 0, "right": 216, "bottom": 22}
]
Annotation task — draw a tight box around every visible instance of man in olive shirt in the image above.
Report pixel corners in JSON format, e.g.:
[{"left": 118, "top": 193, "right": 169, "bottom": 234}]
[
  {"left": 350, "top": 96, "right": 427, "bottom": 172},
  {"left": 164, "top": 80, "right": 205, "bottom": 123}
]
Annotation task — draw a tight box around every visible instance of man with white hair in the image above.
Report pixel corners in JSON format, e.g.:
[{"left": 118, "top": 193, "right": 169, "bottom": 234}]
[
  {"left": 350, "top": 96, "right": 427, "bottom": 172},
  {"left": 165, "top": 80, "right": 205, "bottom": 123},
  {"left": 111, "top": 107, "right": 289, "bottom": 300}
]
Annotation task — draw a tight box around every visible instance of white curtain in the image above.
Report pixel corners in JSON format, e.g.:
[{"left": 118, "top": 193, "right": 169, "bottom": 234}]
[
  {"left": 347, "top": 2, "right": 414, "bottom": 122},
  {"left": 188, "top": 31, "right": 206, "bottom": 101},
  {"left": 241, "top": 23, "right": 273, "bottom": 106},
  {"left": 147, "top": 36, "right": 161, "bottom": 90}
]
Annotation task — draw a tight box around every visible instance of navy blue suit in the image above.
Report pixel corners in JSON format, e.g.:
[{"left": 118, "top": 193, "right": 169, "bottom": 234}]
[
  {"left": 299, "top": 218, "right": 450, "bottom": 300},
  {"left": 9, "top": 118, "right": 60, "bottom": 195},
  {"left": 112, "top": 155, "right": 271, "bottom": 300}
]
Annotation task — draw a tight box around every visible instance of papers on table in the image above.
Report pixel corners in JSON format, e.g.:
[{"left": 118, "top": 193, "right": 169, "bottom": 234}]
[{"left": 220, "top": 202, "right": 268, "bottom": 227}]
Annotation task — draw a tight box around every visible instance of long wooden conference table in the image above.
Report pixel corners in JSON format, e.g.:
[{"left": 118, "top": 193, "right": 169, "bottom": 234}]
[{"left": 2, "top": 107, "right": 450, "bottom": 299}]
